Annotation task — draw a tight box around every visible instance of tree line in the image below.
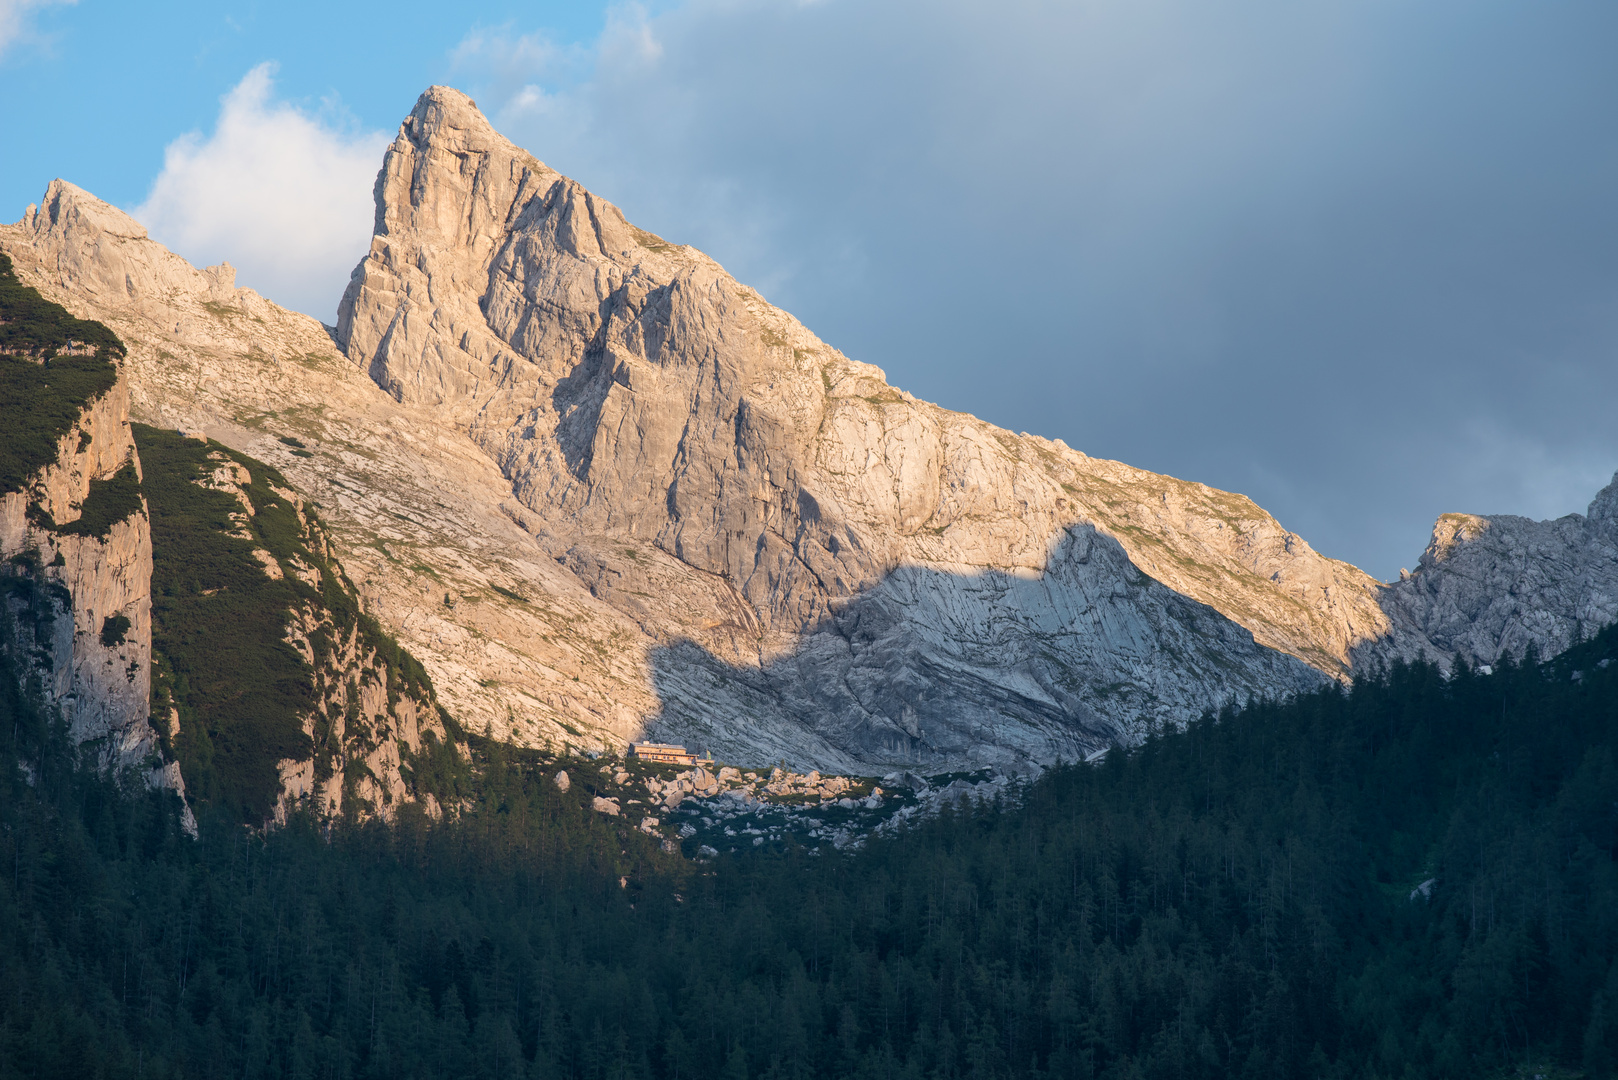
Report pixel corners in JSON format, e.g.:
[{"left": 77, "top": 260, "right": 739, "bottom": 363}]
[{"left": 0, "top": 619, "right": 1614, "bottom": 1079}]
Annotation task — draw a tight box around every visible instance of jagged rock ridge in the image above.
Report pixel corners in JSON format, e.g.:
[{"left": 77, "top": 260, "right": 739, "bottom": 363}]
[
  {"left": 6, "top": 89, "right": 1617, "bottom": 773},
  {"left": 332, "top": 86, "right": 1398, "bottom": 765}
]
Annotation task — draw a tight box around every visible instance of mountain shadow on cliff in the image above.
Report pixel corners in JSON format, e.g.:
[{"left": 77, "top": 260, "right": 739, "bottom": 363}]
[{"left": 630, "top": 521, "right": 1331, "bottom": 772}]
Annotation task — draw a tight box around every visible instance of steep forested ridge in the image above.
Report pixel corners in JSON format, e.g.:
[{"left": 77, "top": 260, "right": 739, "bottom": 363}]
[{"left": 0, "top": 623, "right": 1614, "bottom": 1079}]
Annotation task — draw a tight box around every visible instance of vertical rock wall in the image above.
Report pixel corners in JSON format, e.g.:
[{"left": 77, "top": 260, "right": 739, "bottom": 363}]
[{"left": 0, "top": 369, "right": 179, "bottom": 787}]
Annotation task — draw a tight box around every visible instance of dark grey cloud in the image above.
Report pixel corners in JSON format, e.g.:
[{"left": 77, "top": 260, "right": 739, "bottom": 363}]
[{"left": 456, "top": 0, "right": 1618, "bottom": 580}]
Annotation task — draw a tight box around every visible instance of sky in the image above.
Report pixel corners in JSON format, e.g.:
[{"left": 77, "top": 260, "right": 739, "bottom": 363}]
[{"left": 3, "top": 0, "right": 1616, "bottom": 583}]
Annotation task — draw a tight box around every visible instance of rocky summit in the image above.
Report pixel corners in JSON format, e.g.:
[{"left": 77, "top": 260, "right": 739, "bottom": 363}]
[
  {"left": 1356, "top": 482, "right": 1618, "bottom": 673},
  {"left": 328, "top": 86, "right": 1374, "bottom": 767},
  {"left": 4, "top": 86, "right": 1617, "bottom": 775}
]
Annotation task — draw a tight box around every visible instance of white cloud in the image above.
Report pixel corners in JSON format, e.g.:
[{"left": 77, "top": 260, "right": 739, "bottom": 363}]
[
  {"left": 0, "top": 0, "right": 75, "bottom": 59},
  {"left": 597, "top": 4, "right": 663, "bottom": 66},
  {"left": 132, "top": 63, "right": 389, "bottom": 321}
]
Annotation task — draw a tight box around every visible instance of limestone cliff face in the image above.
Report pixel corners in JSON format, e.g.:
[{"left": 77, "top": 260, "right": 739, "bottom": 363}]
[
  {"left": 2, "top": 180, "right": 662, "bottom": 757},
  {"left": 0, "top": 186, "right": 460, "bottom": 820},
  {"left": 1354, "top": 476, "right": 1618, "bottom": 672},
  {"left": 331, "top": 87, "right": 1391, "bottom": 764},
  {"left": 0, "top": 376, "right": 158, "bottom": 770}
]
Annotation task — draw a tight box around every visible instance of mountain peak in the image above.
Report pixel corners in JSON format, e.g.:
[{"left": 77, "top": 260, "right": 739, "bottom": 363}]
[
  {"left": 1587, "top": 471, "right": 1618, "bottom": 527},
  {"left": 398, "top": 85, "right": 511, "bottom": 170},
  {"left": 30, "top": 179, "right": 147, "bottom": 242},
  {"left": 323, "top": 85, "right": 1439, "bottom": 765}
]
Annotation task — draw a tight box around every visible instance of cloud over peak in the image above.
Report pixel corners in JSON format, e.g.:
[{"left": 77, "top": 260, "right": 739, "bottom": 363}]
[{"left": 132, "top": 63, "right": 389, "bottom": 322}]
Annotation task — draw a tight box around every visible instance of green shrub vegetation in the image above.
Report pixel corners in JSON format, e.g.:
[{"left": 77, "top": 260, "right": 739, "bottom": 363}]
[
  {"left": 98, "top": 613, "right": 131, "bottom": 648},
  {"left": 0, "top": 608, "right": 1615, "bottom": 1077},
  {"left": 135, "top": 425, "right": 316, "bottom": 822},
  {"left": 135, "top": 425, "right": 443, "bottom": 825},
  {"left": 0, "top": 251, "right": 124, "bottom": 360},
  {"left": 53, "top": 461, "right": 144, "bottom": 538},
  {"left": 276, "top": 435, "right": 315, "bottom": 457},
  {"left": 0, "top": 252, "right": 125, "bottom": 493},
  {"left": 0, "top": 543, "right": 72, "bottom": 680}
]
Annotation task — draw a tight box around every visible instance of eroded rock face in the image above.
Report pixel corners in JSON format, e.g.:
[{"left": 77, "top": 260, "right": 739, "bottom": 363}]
[
  {"left": 1, "top": 184, "right": 460, "bottom": 819},
  {"left": 643, "top": 524, "right": 1327, "bottom": 769},
  {"left": 331, "top": 87, "right": 1385, "bottom": 765},
  {"left": 0, "top": 377, "right": 157, "bottom": 770},
  {"left": 1355, "top": 477, "right": 1618, "bottom": 672},
  {"left": 1, "top": 180, "right": 661, "bottom": 758}
]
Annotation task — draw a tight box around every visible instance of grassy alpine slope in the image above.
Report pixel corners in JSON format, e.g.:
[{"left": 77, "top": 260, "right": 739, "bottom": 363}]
[
  {"left": 0, "top": 615, "right": 1614, "bottom": 1078},
  {"left": 134, "top": 424, "right": 453, "bottom": 824},
  {"left": 0, "top": 249, "right": 458, "bottom": 826}
]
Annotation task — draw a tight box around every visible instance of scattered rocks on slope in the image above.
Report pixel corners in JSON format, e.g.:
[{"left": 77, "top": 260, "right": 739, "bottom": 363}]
[{"left": 581, "top": 753, "right": 1034, "bottom": 855}]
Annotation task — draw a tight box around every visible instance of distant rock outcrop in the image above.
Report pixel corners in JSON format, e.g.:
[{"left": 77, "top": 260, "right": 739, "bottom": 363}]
[{"left": 1356, "top": 476, "right": 1618, "bottom": 672}]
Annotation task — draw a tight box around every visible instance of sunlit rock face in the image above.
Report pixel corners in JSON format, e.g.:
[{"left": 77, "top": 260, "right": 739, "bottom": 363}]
[
  {"left": 3, "top": 180, "right": 666, "bottom": 761},
  {"left": 2, "top": 188, "right": 457, "bottom": 823},
  {"left": 333, "top": 86, "right": 1401, "bottom": 767},
  {"left": 0, "top": 372, "right": 157, "bottom": 771}
]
